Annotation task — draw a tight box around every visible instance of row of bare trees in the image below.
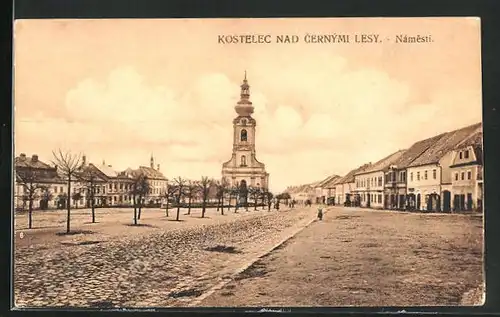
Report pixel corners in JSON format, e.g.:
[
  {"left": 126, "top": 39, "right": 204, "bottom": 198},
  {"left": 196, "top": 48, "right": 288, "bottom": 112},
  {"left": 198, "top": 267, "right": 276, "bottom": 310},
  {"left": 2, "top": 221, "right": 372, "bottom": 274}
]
[
  {"left": 16, "top": 149, "right": 281, "bottom": 233},
  {"left": 161, "top": 177, "right": 275, "bottom": 223}
]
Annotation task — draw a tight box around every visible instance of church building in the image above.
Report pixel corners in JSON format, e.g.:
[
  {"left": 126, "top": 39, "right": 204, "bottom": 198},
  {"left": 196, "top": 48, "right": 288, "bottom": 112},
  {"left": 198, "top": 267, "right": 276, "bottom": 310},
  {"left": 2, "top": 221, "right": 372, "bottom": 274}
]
[{"left": 221, "top": 72, "right": 269, "bottom": 192}]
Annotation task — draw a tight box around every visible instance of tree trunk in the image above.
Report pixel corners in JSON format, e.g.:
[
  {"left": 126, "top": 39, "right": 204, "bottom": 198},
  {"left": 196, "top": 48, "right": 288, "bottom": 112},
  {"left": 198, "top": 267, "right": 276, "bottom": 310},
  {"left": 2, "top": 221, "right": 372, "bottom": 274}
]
[
  {"left": 28, "top": 197, "right": 33, "bottom": 229},
  {"left": 133, "top": 195, "right": 137, "bottom": 225},
  {"left": 91, "top": 195, "right": 96, "bottom": 223},
  {"left": 254, "top": 196, "right": 257, "bottom": 211},
  {"left": 201, "top": 197, "right": 207, "bottom": 218},
  {"left": 66, "top": 178, "right": 71, "bottom": 233},
  {"left": 176, "top": 195, "right": 181, "bottom": 221},
  {"left": 188, "top": 196, "right": 192, "bottom": 215},
  {"left": 138, "top": 198, "right": 142, "bottom": 220},
  {"left": 217, "top": 197, "right": 220, "bottom": 211},
  {"left": 165, "top": 199, "right": 169, "bottom": 217},
  {"left": 221, "top": 195, "right": 224, "bottom": 215}
]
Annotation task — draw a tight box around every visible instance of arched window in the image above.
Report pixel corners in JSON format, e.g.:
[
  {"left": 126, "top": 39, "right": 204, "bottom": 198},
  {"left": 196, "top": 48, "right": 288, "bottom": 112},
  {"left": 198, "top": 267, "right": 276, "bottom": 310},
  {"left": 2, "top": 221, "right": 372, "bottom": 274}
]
[
  {"left": 242, "top": 119, "right": 247, "bottom": 125},
  {"left": 240, "top": 129, "right": 247, "bottom": 142},
  {"left": 241, "top": 155, "right": 247, "bottom": 166}
]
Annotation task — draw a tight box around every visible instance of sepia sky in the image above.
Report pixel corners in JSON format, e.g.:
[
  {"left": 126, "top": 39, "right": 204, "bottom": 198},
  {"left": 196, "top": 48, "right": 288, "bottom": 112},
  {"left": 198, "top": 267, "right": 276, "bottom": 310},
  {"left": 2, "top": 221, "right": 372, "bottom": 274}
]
[{"left": 13, "top": 18, "right": 482, "bottom": 192}]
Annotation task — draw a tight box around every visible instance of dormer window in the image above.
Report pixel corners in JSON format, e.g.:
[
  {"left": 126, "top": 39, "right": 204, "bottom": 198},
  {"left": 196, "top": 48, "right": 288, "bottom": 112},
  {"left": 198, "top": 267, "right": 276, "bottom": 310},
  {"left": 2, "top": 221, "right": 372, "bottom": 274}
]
[
  {"left": 464, "top": 150, "right": 469, "bottom": 159},
  {"left": 459, "top": 152, "right": 463, "bottom": 159}
]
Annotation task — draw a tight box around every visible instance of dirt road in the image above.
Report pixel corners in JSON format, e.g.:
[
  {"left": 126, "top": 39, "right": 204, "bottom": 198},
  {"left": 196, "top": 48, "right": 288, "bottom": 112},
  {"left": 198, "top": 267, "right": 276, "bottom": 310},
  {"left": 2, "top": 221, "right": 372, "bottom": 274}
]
[{"left": 201, "top": 207, "right": 484, "bottom": 307}]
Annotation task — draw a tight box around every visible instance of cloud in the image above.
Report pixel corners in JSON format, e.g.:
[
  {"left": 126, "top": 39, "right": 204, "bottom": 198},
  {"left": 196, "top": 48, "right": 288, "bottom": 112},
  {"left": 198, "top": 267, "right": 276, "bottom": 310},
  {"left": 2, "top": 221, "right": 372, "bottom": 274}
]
[{"left": 16, "top": 53, "right": 481, "bottom": 192}]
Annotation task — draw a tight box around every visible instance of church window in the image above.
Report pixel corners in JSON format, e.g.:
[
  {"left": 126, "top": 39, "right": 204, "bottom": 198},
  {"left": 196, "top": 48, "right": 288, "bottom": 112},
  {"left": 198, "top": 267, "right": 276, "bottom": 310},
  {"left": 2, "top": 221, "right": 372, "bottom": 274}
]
[
  {"left": 241, "top": 129, "right": 247, "bottom": 142},
  {"left": 242, "top": 119, "right": 247, "bottom": 125},
  {"left": 241, "top": 155, "right": 247, "bottom": 166}
]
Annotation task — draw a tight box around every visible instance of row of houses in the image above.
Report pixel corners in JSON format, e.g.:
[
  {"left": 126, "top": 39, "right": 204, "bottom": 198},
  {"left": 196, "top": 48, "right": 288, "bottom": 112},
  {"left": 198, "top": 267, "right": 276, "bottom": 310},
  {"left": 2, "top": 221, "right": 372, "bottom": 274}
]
[
  {"left": 287, "top": 122, "right": 483, "bottom": 212},
  {"left": 14, "top": 154, "right": 168, "bottom": 211}
]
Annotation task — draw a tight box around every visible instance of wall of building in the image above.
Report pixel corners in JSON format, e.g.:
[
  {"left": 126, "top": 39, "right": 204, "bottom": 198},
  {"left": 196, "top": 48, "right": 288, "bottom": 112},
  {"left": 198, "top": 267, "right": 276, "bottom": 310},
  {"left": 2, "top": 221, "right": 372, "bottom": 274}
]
[
  {"left": 439, "top": 151, "right": 455, "bottom": 185},
  {"left": 354, "top": 171, "right": 385, "bottom": 208},
  {"left": 451, "top": 164, "right": 481, "bottom": 210}
]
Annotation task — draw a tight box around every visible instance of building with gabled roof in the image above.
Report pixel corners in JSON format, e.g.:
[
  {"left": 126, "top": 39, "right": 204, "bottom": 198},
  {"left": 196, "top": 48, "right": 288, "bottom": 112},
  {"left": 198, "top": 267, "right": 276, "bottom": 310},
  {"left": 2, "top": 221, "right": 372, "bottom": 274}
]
[
  {"left": 406, "top": 122, "right": 482, "bottom": 212},
  {"left": 314, "top": 174, "right": 341, "bottom": 204},
  {"left": 384, "top": 133, "right": 446, "bottom": 210},
  {"left": 353, "top": 150, "right": 407, "bottom": 208},
  {"left": 14, "top": 153, "right": 67, "bottom": 210},
  {"left": 449, "top": 129, "right": 483, "bottom": 211},
  {"left": 332, "top": 163, "right": 372, "bottom": 207},
  {"left": 118, "top": 155, "right": 168, "bottom": 206},
  {"left": 287, "top": 183, "right": 316, "bottom": 204}
]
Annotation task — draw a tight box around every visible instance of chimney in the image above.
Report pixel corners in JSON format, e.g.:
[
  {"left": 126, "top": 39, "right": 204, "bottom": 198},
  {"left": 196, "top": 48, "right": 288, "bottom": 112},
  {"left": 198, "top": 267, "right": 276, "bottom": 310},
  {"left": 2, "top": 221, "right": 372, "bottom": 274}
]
[
  {"left": 31, "top": 154, "right": 39, "bottom": 162},
  {"left": 82, "top": 155, "right": 87, "bottom": 166},
  {"left": 157, "top": 164, "right": 160, "bottom": 171},
  {"left": 19, "top": 153, "right": 26, "bottom": 160}
]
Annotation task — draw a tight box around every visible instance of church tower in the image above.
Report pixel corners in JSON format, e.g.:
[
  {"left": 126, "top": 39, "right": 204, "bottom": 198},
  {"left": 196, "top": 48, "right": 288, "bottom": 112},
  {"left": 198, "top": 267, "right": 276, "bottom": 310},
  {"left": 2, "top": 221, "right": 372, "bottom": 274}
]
[{"left": 221, "top": 72, "right": 269, "bottom": 191}]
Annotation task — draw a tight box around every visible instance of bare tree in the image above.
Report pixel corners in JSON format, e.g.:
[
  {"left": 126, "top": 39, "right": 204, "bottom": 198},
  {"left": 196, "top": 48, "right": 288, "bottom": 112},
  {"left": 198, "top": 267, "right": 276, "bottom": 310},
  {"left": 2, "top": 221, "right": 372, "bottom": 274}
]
[
  {"left": 16, "top": 167, "right": 46, "bottom": 229},
  {"left": 173, "top": 177, "right": 187, "bottom": 221},
  {"left": 199, "top": 176, "right": 212, "bottom": 218},
  {"left": 216, "top": 178, "right": 229, "bottom": 215},
  {"left": 40, "top": 187, "right": 53, "bottom": 211},
  {"left": 77, "top": 165, "right": 104, "bottom": 223},
  {"left": 266, "top": 191, "right": 274, "bottom": 211},
  {"left": 130, "top": 173, "right": 150, "bottom": 224},
  {"left": 227, "top": 186, "right": 238, "bottom": 213},
  {"left": 184, "top": 180, "right": 197, "bottom": 215},
  {"left": 162, "top": 180, "right": 177, "bottom": 217},
  {"left": 248, "top": 186, "right": 261, "bottom": 211},
  {"left": 282, "top": 192, "right": 291, "bottom": 206},
  {"left": 51, "top": 149, "right": 82, "bottom": 233},
  {"left": 259, "top": 189, "right": 267, "bottom": 210}
]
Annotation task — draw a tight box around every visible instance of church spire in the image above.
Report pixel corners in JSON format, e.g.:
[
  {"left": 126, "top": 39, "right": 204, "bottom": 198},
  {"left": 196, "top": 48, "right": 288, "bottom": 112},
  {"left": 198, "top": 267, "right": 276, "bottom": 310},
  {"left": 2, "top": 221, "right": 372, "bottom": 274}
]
[
  {"left": 235, "top": 71, "right": 254, "bottom": 117},
  {"left": 150, "top": 153, "right": 154, "bottom": 168},
  {"left": 239, "top": 71, "right": 251, "bottom": 104}
]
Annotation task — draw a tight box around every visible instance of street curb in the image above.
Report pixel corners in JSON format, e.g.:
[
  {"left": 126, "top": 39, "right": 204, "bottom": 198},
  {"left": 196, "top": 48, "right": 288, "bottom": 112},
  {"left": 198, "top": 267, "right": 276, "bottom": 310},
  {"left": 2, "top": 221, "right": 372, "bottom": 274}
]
[{"left": 188, "top": 214, "right": 318, "bottom": 306}]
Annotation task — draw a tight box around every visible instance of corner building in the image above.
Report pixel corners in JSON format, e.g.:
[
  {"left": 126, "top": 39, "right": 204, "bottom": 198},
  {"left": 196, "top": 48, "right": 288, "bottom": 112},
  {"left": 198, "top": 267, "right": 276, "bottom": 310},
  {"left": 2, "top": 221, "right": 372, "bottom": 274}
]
[{"left": 221, "top": 72, "right": 269, "bottom": 190}]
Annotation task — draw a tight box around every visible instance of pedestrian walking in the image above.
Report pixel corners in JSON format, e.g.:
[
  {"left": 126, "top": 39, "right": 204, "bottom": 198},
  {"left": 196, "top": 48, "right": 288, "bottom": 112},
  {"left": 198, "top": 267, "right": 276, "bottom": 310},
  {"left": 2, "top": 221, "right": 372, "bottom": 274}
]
[{"left": 317, "top": 206, "right": 323, "bottom": 220}]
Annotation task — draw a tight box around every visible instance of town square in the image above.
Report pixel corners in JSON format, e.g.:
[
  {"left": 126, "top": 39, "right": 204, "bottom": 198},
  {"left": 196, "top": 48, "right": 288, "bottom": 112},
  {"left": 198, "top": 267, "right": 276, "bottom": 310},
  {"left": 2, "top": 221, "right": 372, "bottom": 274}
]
[{"left": 13, "top": 17, "right": 483, "bottom": 307}]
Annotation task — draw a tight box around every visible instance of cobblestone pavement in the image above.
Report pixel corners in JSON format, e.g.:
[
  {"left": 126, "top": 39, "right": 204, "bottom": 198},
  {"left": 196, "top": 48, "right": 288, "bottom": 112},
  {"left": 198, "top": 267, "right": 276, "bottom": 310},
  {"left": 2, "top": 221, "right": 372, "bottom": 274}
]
[
  {"left": 201, "top": 207, "right": 483, "bottom": 306},
  {"left": 14, "top": 207, "right": 318, "bottom": 308}
]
